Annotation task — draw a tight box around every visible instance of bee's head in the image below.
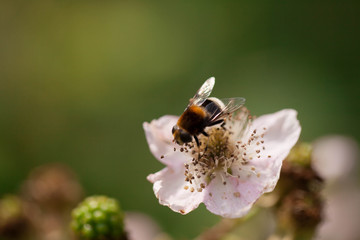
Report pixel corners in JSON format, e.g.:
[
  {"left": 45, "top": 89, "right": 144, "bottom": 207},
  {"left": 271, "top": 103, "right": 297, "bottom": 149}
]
[{"left": 172, "top": 125, "right": 192, "bottom": 145}]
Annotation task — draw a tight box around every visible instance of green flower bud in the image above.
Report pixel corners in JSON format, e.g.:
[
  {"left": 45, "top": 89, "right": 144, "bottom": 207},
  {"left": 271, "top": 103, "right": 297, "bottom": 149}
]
[{"left": 71, "top": 196, "right": 125, "bottom": 240}]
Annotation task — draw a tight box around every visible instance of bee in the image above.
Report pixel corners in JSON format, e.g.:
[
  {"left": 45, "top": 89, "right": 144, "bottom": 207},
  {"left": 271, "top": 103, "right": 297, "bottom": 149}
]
[{"left": 172, "top": 77, "right": 245, "bottom": 146}]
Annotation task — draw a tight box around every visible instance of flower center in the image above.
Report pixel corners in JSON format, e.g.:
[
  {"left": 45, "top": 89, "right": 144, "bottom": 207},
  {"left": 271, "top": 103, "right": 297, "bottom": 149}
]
[
  {"left": 175, "top": 108, "right": 269, "bottom": 193},
  {"left": 182, "top": 112, "right": 249, "bottom": 191},
  {"left": 182, "top": 126, "right": 238, "bottom": 192},
  {"left": 197, "top": 127, "right": 236, "bottom": 170}
]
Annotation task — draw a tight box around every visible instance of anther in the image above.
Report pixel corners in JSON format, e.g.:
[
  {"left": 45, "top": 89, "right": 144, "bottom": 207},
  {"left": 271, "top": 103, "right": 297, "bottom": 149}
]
[{"left": 233, "top": 192, "right": 241, "bottom": 198}]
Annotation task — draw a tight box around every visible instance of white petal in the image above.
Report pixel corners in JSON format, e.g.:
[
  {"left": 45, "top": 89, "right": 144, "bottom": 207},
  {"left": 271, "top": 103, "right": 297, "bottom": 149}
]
[
  {"left": 143, "top": 115, "right": 190, "bottom": 168},
  {"left": 204, "top": 172, "right": 263, "bottom": 218},
  {"left": 315, "top": 184, "right": 360, "bottom": 240},
  {"left": 124, "top": 212, "right": 161, "bottom": 240},
  {"left": 241, "top": 109, "right": 301, "bottom": 191},
  {"left": 147, "top": 167, "right": 204, "bottom": 215},
  {"left": 311, "top": 135, "right": 359, "bottom": 182}
]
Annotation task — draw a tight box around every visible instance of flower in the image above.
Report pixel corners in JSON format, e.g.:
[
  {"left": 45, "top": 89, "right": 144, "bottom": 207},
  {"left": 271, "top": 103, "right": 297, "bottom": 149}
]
[
  {"left": 311, "top": 136, "right": 360, "bottom": 240},
  {"left": 144, "top": 108, "right": 301, "bottom": 218},
  {"left": 125, "top": 212, "right": 171, "bottom": 240},
  {"left": 314, "top": 183, "right": 360, "bottom": 240},
  {"left": 311, "top": 135, "right": 359, "bottom": 184}
]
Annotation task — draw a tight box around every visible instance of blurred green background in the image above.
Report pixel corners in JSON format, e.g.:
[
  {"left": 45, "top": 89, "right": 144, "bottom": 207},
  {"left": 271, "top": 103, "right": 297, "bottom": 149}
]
[{"left": 0, "top": 1, "right": 359, "bottom": 238}]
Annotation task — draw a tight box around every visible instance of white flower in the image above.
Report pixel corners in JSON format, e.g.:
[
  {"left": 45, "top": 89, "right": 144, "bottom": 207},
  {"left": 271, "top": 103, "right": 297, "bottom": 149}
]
[
  {"left": 144, "top": 109, "right": 301, "bottom": 218},
  {"left": 311, "top": 136, "right": 360, "bottom": 240},
  {"left": 314, "top": 183, "right": 360, "bottom": 240},
  {"left": 311, "top": 135, "right": 359, "bottom": 183},
  {"left": 125, "top": 212, "right": 168, "bottom": 240}
]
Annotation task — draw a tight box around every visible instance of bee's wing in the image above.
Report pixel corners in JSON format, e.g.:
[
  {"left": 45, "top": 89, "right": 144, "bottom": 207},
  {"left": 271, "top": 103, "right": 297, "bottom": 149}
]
[
  {"left": 209, "top": 97, "right": 246, "bottom": 121},
  {"left": 187, "top": 77, "right": 215, "bottom": 108}
]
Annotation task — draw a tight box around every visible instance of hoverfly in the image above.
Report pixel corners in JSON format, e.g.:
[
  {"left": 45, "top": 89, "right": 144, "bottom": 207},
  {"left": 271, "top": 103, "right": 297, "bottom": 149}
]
[{"left": 172, "top": 77, "right": 245, "bottom": 146}]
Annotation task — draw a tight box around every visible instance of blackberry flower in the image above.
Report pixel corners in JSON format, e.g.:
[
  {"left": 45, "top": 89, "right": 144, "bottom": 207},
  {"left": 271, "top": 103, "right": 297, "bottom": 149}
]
[{"left": 144, "top": 108, "right": 301, "bottom": 218}]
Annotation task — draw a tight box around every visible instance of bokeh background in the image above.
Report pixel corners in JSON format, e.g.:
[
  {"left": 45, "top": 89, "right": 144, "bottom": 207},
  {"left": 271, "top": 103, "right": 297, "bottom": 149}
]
[{"left": 0, "top": 1, "right": 359, "bottom": 238}]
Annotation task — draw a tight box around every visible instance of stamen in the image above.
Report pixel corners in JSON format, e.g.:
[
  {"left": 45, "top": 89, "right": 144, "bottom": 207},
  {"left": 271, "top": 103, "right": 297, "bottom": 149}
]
[{"left": 181, "top": 108, "right": 268, "bottom": 193}]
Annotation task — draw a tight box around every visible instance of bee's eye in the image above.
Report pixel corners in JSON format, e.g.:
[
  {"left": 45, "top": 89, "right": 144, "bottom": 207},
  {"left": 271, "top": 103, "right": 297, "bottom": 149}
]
[{"left": 179, "top": 130, "right": 192, "bottom": 143}]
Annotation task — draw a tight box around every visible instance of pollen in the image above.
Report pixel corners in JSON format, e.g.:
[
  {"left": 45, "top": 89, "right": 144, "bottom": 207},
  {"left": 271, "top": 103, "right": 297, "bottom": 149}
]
[{"left": 180, "top": 108, "right": 268, "bottom": 194}]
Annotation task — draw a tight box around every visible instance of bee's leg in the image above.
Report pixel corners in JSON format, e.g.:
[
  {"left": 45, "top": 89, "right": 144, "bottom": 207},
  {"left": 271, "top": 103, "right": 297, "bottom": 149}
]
[
  {"left": 220, "top": 121, "right": 226, "bottom": 130},
  {"left": 201, "top": 131, "right": 209, "bottom": 137},
  {"left": 194, "top": 135, "right": 200, "bottom": 147},
  {"left": 200, "top": 131, "right": 210, "bottom": 153},
  {"left": 208, "top": 119, "right": 224, "bottom": 127},
  {"left": 194, "top": 135, "right": 203, "bottom": 159}
]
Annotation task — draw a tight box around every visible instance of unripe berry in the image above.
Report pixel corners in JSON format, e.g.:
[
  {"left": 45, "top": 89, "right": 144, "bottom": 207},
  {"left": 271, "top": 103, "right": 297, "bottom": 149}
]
[{"left": 71, "top": 196, "right": 125, "bottom": 240}]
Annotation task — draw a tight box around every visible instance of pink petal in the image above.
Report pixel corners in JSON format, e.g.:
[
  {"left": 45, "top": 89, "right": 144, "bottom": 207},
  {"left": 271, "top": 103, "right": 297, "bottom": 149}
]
[
  {"left": 204, "top": 172, "right": 263, "bottom": 218},
  {"left": 312, "top": 135, "right": 359, "bottom": 182},
  {"left": 242, "top": 109, "right": 301, "bottom": 191},
  {"left": 143, "top": 115, "right": 190, "bottom": 168},
  {"left": 124, "top": 212, "right": 162, "bottom": 240},
  {"left": 147, "top": 167, "right": 204, "bottom": 215},
  {"left": 204, "top": 109, "right": 301, "bottom": 218},
  {"left": 315, "top": 184, "right": 360, "bottom": 240}
]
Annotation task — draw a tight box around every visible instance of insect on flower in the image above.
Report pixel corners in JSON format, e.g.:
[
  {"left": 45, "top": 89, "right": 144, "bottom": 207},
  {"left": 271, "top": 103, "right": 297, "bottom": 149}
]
[
  {"left": 144, "top": 77, "right": 301, "bottom": 218},
  {"left": 172, "top": 77, "right": 245, "bottom": 146}
]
